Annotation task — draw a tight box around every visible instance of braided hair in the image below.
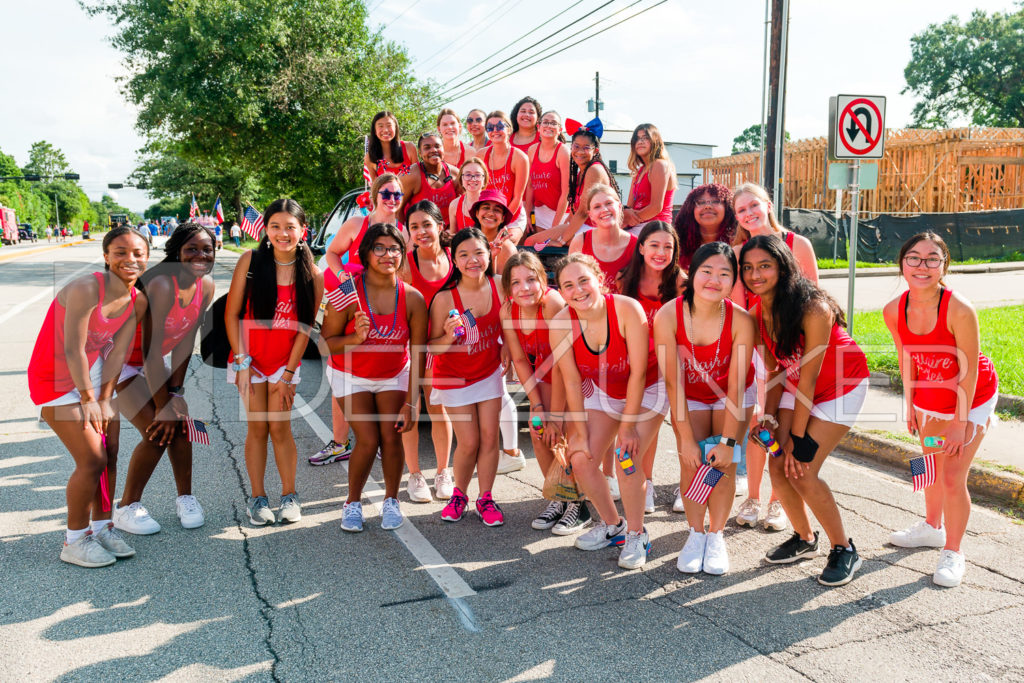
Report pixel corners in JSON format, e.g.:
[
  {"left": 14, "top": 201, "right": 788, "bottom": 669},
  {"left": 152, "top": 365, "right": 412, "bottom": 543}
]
[{"left": 567, "top": 130, "right": 620, "bottom": 214}]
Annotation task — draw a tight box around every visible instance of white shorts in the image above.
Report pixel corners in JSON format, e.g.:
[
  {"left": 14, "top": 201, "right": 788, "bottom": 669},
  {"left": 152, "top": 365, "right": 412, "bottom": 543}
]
[
  {"left": 915, "top": 389, "right": 998, "bottom": 429},
  {"left": 532, "top": 205, "right": 563, "bottom": 231},
  {"left": 117, "top": 354, "right": 173, "bottom": 384},
  {"left": 584, "top": 381, "right": 668, "bottom": 417},
  {"left": 778, "top": 377, "right": 869, "bottom": 428},
  {"left": 431, "top": 365, "right": 504, "bottom": 408},
  {"left": 40, "top": 359, "right": 109, "bottom": 408},
  {"left": 328, "top": 363, "right": 410, "bottom": 398},
  {"left": 687, "top": 384, "right": 757, "bottom": 413},
  {"left": 227, "top": 364, "right": 302, "bottom": 385},
  {"left": 508, "top": 209, "right": 528, "bottom": 236}
]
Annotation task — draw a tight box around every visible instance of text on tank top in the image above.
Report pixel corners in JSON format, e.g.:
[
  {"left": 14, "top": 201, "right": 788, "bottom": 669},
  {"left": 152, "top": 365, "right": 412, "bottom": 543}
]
[
  {"left": 245, "top": 282, "right": 300, "bottom": 376},
  {"left": 128, "top": 275, "right": 204, "bottom": 366},
  {"left": 570, "top": 295, "right": 658, "bottom": 400},
  {"left": 676, "top": 298, "right": 754, "bottom": 404},
  {"left": 331, "top": 277, "right": 411, "bottom": 380},
  {"left": 530, "top": 143, "right": 563, "bottom": 210},
  {"left": 582, "top": 231, "right": 637, "bottom": 291},
  {"left": 483, "top": 146, "right": 522, "bottom": 218},
  {"left": 432, "top": 279, "right": 502, "bottom": 389}
]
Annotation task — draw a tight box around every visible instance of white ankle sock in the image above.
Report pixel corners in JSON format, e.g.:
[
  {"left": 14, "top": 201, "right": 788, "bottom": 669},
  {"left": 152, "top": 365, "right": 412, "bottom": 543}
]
[
  {"left": 66, "top": 527, "right": 88, "bottom": 544},
  {"left": 91, "top": 519, "right": 111, "bottom": 534}
]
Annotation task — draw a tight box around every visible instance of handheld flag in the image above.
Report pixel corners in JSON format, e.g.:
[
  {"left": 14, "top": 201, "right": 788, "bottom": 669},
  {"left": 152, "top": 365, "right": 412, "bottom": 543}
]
[
  {"left": 326, "top": 273, "right": 359, "bottom": 311},
  {"left": 213, "top": 196, "right": 225, "bottom": 223},
  {"left": 581, "top": 377, "right": 595, "bottom": 399},
  {"left": 684, "top": 464, "right": 725, "bottom": 504},
  {"left": 532, "top": 239, "right": 551, "bottom": 252},
  {"left": 189, "top": 194, "right": 199, "bottom": 220},
  {"left": 240, "top": 204, "right": 264, "bottom": 240},
  {"left": 184, "top": 418, "right": 210, "bottom": 445},
  {"left": 459, "top": 310, "right": 480, "bottom": 345},
  {"left": 910, "top": 454, "right": 936, "bottom": 492}
]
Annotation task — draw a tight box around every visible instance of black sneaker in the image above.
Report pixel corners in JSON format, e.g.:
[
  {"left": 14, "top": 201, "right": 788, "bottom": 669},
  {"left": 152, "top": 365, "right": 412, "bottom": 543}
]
[
  {"left": 765, "top": 531, "right": 820, "bottom": 564},
  {"left": 552, "top": 501, "right": 592, "bottom": 536},
  {"left": 531, "top": 500, "right": 566, "bottom": 530},
  {"left": 818, "top": 539, "right": 862, "bottom": 586}
]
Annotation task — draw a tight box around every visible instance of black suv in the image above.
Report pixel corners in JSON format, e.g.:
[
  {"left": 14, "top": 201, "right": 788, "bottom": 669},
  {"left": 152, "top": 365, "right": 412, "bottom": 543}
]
[{"left": 18, "top": 224, "right": 37, "bottom": 242}]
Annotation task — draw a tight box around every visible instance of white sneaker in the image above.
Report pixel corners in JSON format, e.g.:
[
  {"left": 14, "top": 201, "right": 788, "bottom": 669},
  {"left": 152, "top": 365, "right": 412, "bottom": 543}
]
[
  {"left": 735, "top": 498, "right": 760, "bottom": 527},
  {"left": 933, "top": 549, "right": 965, "bottom": 587},
  {"left": 734, "top": 474, "right": 747, "bottom": 497},
  {"left": 434, "top": 468, "right": 454, "bottom": 500},
  {"left": 278, "top": 494, "right": 302, "bottom": 523},
  {"left": 606, "top": 475, "right": 621, "bottom": 502},
  {"left": 113, "top": 502, "right": 161, "bottom": 535},
  {"left": 644, "top": 479, "right": 656, "bottom": 513},
  {"left": 890, "top": 520, "right": 946, "bottom": 548},
  {"left": 702, "top": 531, "right": 729, "bottom": 575},
  {"left": 496, "top": 449, "right": 526, "bottom": 474},
  {"left": 60, "top": 533, "right": 116, "bottom": 568},
  {"left": 618, "top": 529, "right": 651, "bottom": 570},
  {"left": 406, "top": 472, "right": 432, "bottom": 503},
  {"left": 176, "top": 495, "right": 205, "bottom": 529},
  {"left": 677, "top": 529, "right": 706, "bottom": 573},
  {"left": 381, "top": 497, "right": 404, "bottom": 530},
  {"left": 672, "top": 487, "right": 685, "bottom": 513},
  {"left": 763, "top": 500, "right": 789, "bottom": 532},
  {"left": 575, "top": 517, "right": 627, "bottom": 551},
  {"left": 93, "top": 523, "right": 136, "bottom": 558}
]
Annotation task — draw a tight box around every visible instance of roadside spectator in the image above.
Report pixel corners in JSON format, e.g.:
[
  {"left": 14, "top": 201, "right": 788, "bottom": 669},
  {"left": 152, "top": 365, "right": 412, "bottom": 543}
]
[
  {"left": 45, "top": 225, "right": 53, "bottom": 243},
  {"left": 214, "top": 222, "right": 223, "bottom": 250},
  {"left": 230, "top": 221, "right": 241, "bottom": 248}
]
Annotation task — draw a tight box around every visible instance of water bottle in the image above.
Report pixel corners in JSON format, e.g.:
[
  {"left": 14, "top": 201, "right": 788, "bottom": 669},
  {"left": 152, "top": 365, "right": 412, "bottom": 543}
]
[
  {"left": 616, "top": 447, "right": 636, "bottom": 475},
  {"left": 758, "top": 429, "right": 782, "bottom": 458},
  {"left": 449, "top": 309, "right": 465, "bottom": 341},
  {"left": 531, "top": 416, "right": 544, "bottom": 436}
]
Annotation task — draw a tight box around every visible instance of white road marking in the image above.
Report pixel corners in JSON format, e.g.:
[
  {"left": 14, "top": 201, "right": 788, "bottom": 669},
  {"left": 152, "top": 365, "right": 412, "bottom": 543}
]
[{"left": 0, "top": 255, "right": 104, "bottom": 326}]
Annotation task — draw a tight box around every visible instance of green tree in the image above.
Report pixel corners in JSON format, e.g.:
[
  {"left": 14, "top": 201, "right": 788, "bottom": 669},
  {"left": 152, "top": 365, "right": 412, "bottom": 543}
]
[
  {"left": 84, "top": 0, "right": 435, "bottom": 216},
  {"left": 904, "top": 7, "right": 1024, "bottom": 128},
  {"left": 732, "top": 124, "right": 789, "bottom": 155},
  {"left": 24, "top": 140, "right": 73, "bottom": 177}
]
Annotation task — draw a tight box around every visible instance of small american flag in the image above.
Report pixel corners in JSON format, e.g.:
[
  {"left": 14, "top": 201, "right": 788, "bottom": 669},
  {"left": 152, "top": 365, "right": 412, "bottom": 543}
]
[
  {"left": 910, "top": 454, "right": 935, "bottom": 492},
  {"left": 459, "top": 310, "right": 479, "bottom": 345},
  {"left": 100, "top": 338, "right": 114, "bottom": 360},
  {"left": 240, "top": 204, "right": 264, "bottom": 240},
  {"left": 189, "top": 194, "right": 199, "bottom": 220},
  {"left": 362, "top": 165, "right": 372, "bottom": 186},
  {"left": 185, "top": 418, "right": 210, "bottom": 445},
  {"left": 326, "top": 274, "right": 359, "bottom": 311},
  {"left": 532, "top": 239, "right": 550, "bottom": 252},
  {"left": 581, "top": 377, "right": 595, "bottom": 398},
  {"left": 684, "top": 464, "right": 725, "bottom": 504}
]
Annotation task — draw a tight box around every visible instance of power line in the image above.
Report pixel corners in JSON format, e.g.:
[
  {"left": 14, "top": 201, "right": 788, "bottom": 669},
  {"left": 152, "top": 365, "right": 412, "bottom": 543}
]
[
  {"left": 367, "top": 0, "right": 386, "bottom": 13},
  {"left": 438, "top": 0, "right": 668, "bottom": 105},
  {"left": 417, "top": 0, "right": 521, "bottom": 70},
  {"left": 381, "top": 0, "right": 427, "bottom": 30}
]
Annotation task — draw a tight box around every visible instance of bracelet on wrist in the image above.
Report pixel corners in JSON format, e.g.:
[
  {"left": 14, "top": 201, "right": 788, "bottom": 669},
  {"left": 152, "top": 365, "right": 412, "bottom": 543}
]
[
  {"left": 169, "top": 392, "right": 185, "bottom": 399},
  {"left": 404, "top": 402, "right": 418, "bottom": 411}
]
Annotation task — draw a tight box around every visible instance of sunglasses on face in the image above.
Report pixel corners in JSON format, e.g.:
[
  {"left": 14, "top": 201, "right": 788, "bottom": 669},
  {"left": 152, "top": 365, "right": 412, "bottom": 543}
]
[
  {"left": 379, "top": 190, "right": 403, "bottom": 201},
  {"left": 466, "top": 117, "right": 483, "bottom": 124},
  {"left": 485, "top": 122, "right": 507, "bottom": 133}
]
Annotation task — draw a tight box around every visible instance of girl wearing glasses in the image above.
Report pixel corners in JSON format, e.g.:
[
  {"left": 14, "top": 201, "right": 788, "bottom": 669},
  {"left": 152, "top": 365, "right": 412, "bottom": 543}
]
[
  {"left": 623, "top": 124, "right": 677, "bottom": 234},
  {"left": 323, "top": 224, "right": 428, "bottom": 533},
  {"left": 402, "top": 132, "right": 459, "bottom": 228},
  {"left": 525, "top": 111, "right": 571, "bottom": 232},
  {"left": 326, "top": 174, "right": 404, "bottom": 273},
  {"left": 449, "top": 157, "right": 489, "bottom": 232},
  {"left": 364, "top": 111, "right": 417, "bottom": 182},
  {"left": 429, "top": 228, "right": 508, "bottom": 527},
  {"left": 466, "top": 109, "right": 490, "bottom": 153},
  {"left": 481, "top": 111, "right": 530, "bottom": 243},
  {"left": 437, "top": 108, "right": 472, "bottom": 168},
  {"left": 675, "top": 183, "right": 737, "bottom": 271},
  {"left": 524, "top": 128, "right": 618, "bottom": 250},
  {"left": 740, "top": 234, "right": 868, "bottom": 586},
  {"left": 882, "top": 232, "right": 998, "bottom": 588},
  {"left": 510, "top": 96, "right": 542, "bottom": 153}
]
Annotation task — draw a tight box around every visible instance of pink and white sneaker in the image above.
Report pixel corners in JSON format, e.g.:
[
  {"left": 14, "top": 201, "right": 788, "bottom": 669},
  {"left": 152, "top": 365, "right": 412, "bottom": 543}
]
[
  {"left": 475, "top": 491, "right": 505, "bottom": 527},
  {"left": 441, "top": 487, "right": 469, "bottom": 522}
]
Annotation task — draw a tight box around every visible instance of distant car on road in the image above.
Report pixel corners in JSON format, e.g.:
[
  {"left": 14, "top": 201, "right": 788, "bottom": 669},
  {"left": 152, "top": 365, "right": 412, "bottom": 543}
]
[{"left": 18, "top": 224, "right": 37, "bottom": 242}]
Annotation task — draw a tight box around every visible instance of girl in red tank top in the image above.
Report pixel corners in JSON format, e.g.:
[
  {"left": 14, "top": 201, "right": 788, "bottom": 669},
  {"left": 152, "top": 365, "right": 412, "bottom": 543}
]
[
  {"left": 113, "top": 224, "right": 216, "bottom": 535},
  {"left": 449, "top": 157, "right": 487, "bottom": 233},
  {"left": 402, "top": 133, "right": 459, "bottom": 227},
  {"left": 326, "top": 174, "right": 404, "bottom": 274},
  {"left": 569, "top": 184, "right": 636, "bottom": 292},
  {"left": 527, "top": 110, "right": 571, "bottom": 231},
  {"left": 437, "top": 108, "right": 470, "bottom": 168},
  {"left": 740, "top": 234, "right": 867, "bottom": 586},
  {"left": 510, "top": 96, "right": 541, "bottom": 153},
  {"left": 363, "top": 111, "right": 416, "bottom": 182},
  {"left": 549, "top": 254, "right": 666, "bottom": 570},
  {"left": 322, "top": 224, "right": 428, "bottom": 531},
  {"left": 623, "top": 124, "right": 676, "bottom": 233},
  {"left": 225, "top": 199, "right": 324, "bottom": 527},
  {"left": 399, "top": 201, "right": 455, "bottom": 499},
  {"left": 883, "top": 232, "right": 999, "bottom": 586},
  {"left": 28, "top": 227, "right": 149, "bottom": 567},
  {"left": 482, "top": 111, "right": 529, "bottom": 233},
  {"left": 428, "top": 228, "right": 508, "bottom": 527}
]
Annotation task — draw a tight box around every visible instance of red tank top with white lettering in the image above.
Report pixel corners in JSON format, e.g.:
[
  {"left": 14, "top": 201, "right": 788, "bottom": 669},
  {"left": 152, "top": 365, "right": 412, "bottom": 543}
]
[
  {"left": 483, "top": 146, "right": 522, "bottom": 221},
  {"left": 676, "top": 298, "right": 754, "bottom": 404},
  {"left": 630, "top": 166, "right": 674, "bottom": 223},
  {"left": 28, "top": 272, "right": 138, "bottom": 404},
  {"left": 898, "top": 289, "right": 997, "bottom": 412},
  {"left": 511, "top": 295, "right": 553, "bottom": 384},
  {"left": 530, "top": 143, "right": 562, "bottom": 210},
  {"left": 570, "top": 294, "right": 657, "bottom": 400},
  {"left": 409, "top": 163, "right": 458, "bottom": 225},
  {"left": 245, "top": 283, "right": 299, "bottom": 376},
  {"left": 330, "top": 276, "right": 410, "bottom": 380},
  {"left": 407, "top": 248, "right": 453, "bottom": 312},
  {"left": 127, "top": 275, "right": 204, "bottom": 366},
  {"left": 432, "top": 279, "right": 502, "bottom": 389},
  {"left": 582, "top": 231, "right": 637, "bottom": 292}
]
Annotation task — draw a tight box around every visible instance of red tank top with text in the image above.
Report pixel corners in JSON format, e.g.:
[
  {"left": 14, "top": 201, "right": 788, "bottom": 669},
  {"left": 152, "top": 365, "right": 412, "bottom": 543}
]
[
  {"left": 483, "top": 146, "right": 523, "bottom": 220},
  {"left": 127, "top": 275, "right": 204, "bottom": 366},
  {"left": 245, "top": 283, "right": 300, "bottom": 376},
  {"left": 432, "top": 279, "right": 502, "bottom": 390},
  {"left": 511, "top": 296, "right": 553, "bottom": 384},
  {"left": 570, "top": 294, "right": 657, "bottom": 400},
  {"left": 530, "top": 143, "right": 563, "bottom": 210},
  {"left": 330, "top": 277, "right": 410, "bottom": 381},
  {"left": 676, "top": 298, "right": 754, "bottom": 404}
]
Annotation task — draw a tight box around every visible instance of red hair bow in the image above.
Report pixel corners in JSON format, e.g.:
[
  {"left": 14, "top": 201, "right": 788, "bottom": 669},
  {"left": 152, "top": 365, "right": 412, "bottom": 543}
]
[
  {"left": 355, "top": 191, "right": 372, "bottom": 209},
  {"left": 565, "top": 117, "right": 604, "bottom": 139}
]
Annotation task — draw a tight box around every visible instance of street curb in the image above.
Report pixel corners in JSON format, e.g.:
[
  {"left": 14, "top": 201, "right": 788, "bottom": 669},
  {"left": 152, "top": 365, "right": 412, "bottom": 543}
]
[
  {"left": 840, "top": 429, "right": 1024, "bottom": 507},
  {"left": 0, "top": 239, "right": 88, "bottom": 263},
  {"left": 819, "top": 261, "right": 1024, "bottom": 279}
]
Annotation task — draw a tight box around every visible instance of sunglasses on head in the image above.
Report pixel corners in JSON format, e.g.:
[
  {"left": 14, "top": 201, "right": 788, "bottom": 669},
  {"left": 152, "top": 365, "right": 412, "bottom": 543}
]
[
  {"left": 379, "top": 189, "right": 403, "bottom": 201},
  {"left": 485, "top": 122, "right": 507, "bottom": 133}
]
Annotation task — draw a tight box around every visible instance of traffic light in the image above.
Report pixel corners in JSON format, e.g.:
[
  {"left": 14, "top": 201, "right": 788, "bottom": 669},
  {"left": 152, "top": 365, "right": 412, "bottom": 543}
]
[
  {"left": 108, "top": 183, "right": 124, "bottom": 189},
  {"left": 64, "top": 173, "right": 80, "bottom": 181}
]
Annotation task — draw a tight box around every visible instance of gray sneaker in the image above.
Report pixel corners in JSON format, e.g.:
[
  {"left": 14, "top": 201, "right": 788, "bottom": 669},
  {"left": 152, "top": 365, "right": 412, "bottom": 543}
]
[
  {"left": 278, "top": 493, "right": 302, "bottom": 523},
  {"left": 575, "top": 517, "right": 627, "bottom": 551},
  {"left": 93, "top": 523, "right": 136, "bottom": 558},
  {"left": 60, "top": 533, "right": 116, "bottom": 568},
  {"left": 247, "top": 496, "right": 275, "bottom": 526},
  {"left": 618, "top": 528, "right": 651, "bottom": 570},
  {"left": 381, "top": 497, "right": 404, "bottom": 530},
  {"left": 341, "top": 501, "right": 364, "bottom": 533}
]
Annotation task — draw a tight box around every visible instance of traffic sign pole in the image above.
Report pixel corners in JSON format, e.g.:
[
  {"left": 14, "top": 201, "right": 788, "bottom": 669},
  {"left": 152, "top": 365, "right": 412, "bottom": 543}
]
[{"left": 847, "top": 160, "right": 860, "bottom": 336}]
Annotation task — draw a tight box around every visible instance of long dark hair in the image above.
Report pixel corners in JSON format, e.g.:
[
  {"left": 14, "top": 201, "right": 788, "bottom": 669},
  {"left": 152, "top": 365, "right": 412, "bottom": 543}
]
[
  {"left": 405, "top": 199, "right": 451, "bottom": 248},
  {"left": 357, "top": 223, "right": 407, "bottom": 271},
  {"left": 510, "top": 96, "right": 542, "bottom": 135},
  {"left": 567, "top": 130, "right": 619, "bottom": 212},
  {"left": 739, "top": 234, "right": 845, "bottom": 358},
  {"left": 674, "top": 183, "right": 737, "bottom": 268},
  {"left": 367, "top": 111, "right": 403, "bottom": 164},
  {"left": 243, "top": 198, "right": 317, "bottom": 328},
  {"left": 437, "top": 227, "right": 493, "bottom": 300},
  {"left": 682, "top": 241, "right": 737, "bottom": 310},
  {"left": 137, "top": 221, "right": 216, "bottom": 290},
  {"left": 618, "top": 221, "right": 680, "bottom": 304},
  {"left": 103, "top": 225, "right": 150, "bottom": 270}
]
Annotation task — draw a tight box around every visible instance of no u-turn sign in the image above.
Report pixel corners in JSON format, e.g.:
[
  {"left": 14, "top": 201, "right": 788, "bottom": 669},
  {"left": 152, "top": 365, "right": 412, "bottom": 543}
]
[{"left": 829, "top": 94, "right": 886, "bottom": 160}]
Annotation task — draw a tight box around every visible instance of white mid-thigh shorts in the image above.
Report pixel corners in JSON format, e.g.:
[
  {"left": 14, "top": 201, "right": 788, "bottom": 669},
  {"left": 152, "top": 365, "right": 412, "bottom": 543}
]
[
  {"left": 687, "top": 384, "right": 758, "bottom": 413},
  {"left": 117, "top": 354, "right": 173, "bottom": 385},
  {"left": 40, "top": 359, "right": 107, "bottom": 408},
  {"left": 431, "top": 365, "right": 505, "bottom": 408},
  {"left": 532, "top": 205, "right": 561, "bottom": 231},
  {"left": 915, "top": 387, "right": 999, "bottom": 429},
  {"left": 778, "top": 377, "right": 869, "bottom": 428},
  {"left": 227, "top": 364, "right": 302, "bottom": 385},
  {"left": 509, "top": 209, "right": 528, "bottom": 236},
  {"left": 584, "top": 382, "right": 668, "bottom": 417},
  {"left": 328, "top": 363, "right": 410, "bottom": 399}
]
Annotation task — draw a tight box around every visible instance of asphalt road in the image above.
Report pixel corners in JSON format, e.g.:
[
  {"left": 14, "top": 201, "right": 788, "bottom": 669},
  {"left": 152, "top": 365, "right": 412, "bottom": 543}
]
[{"left": 2, "top": 241, "right": 1023, "bottom": 682}]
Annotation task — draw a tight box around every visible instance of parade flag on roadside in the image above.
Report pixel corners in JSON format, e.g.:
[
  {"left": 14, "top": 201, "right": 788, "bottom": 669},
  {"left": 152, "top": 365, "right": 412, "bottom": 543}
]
[
  {"left": 240, "top": 204, "right": 264, "bottom": 240},
  {"left": 185, "top": 418, "right": 210, "bottom": 445},
  {"left": 213, "top": 196, "right": 225, "bottom": 223},
  {"left": 326, "top": 273, "right": 359, "bottom": 311},
  {"left": 910, "top": 454, "right": 936, "bottom": 492},
  {"left": 189, "top": 194, "right": 199, "bottom": 220},
  {"left": 684, "top": 464, "right": 725, "bottom": 504}
]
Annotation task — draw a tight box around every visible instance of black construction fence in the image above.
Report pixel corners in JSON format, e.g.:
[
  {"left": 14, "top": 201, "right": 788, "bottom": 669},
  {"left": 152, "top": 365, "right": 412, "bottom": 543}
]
[{"left": 784, "top": 208, "right": 1024, "bottom": 263}]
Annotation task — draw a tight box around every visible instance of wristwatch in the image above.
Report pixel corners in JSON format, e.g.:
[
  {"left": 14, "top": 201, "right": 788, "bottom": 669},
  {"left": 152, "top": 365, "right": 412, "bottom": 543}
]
[
  {"left": 719, "top": 436, "right": 737, "bottom": 448},
  {"left": 230, "top": 354, "right": 252, "bottom": 372}
]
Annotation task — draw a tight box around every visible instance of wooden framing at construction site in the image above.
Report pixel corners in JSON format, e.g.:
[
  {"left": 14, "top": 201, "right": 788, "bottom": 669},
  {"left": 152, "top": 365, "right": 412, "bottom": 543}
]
[{"left": 694, "top": 128, "right": 1024, "bottom": 214}]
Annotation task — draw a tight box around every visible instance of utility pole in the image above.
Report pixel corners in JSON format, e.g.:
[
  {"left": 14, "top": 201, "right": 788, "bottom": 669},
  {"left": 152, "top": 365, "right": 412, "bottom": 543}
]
[
  {"left": 53, "top": 193, "right": 60, "bottom": 232},
  {"left": 588, "top": 72, "right": 603, "bottom": 119},
  {"left": 763, "top": 0, "right": 790, "bottom": 216}
]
